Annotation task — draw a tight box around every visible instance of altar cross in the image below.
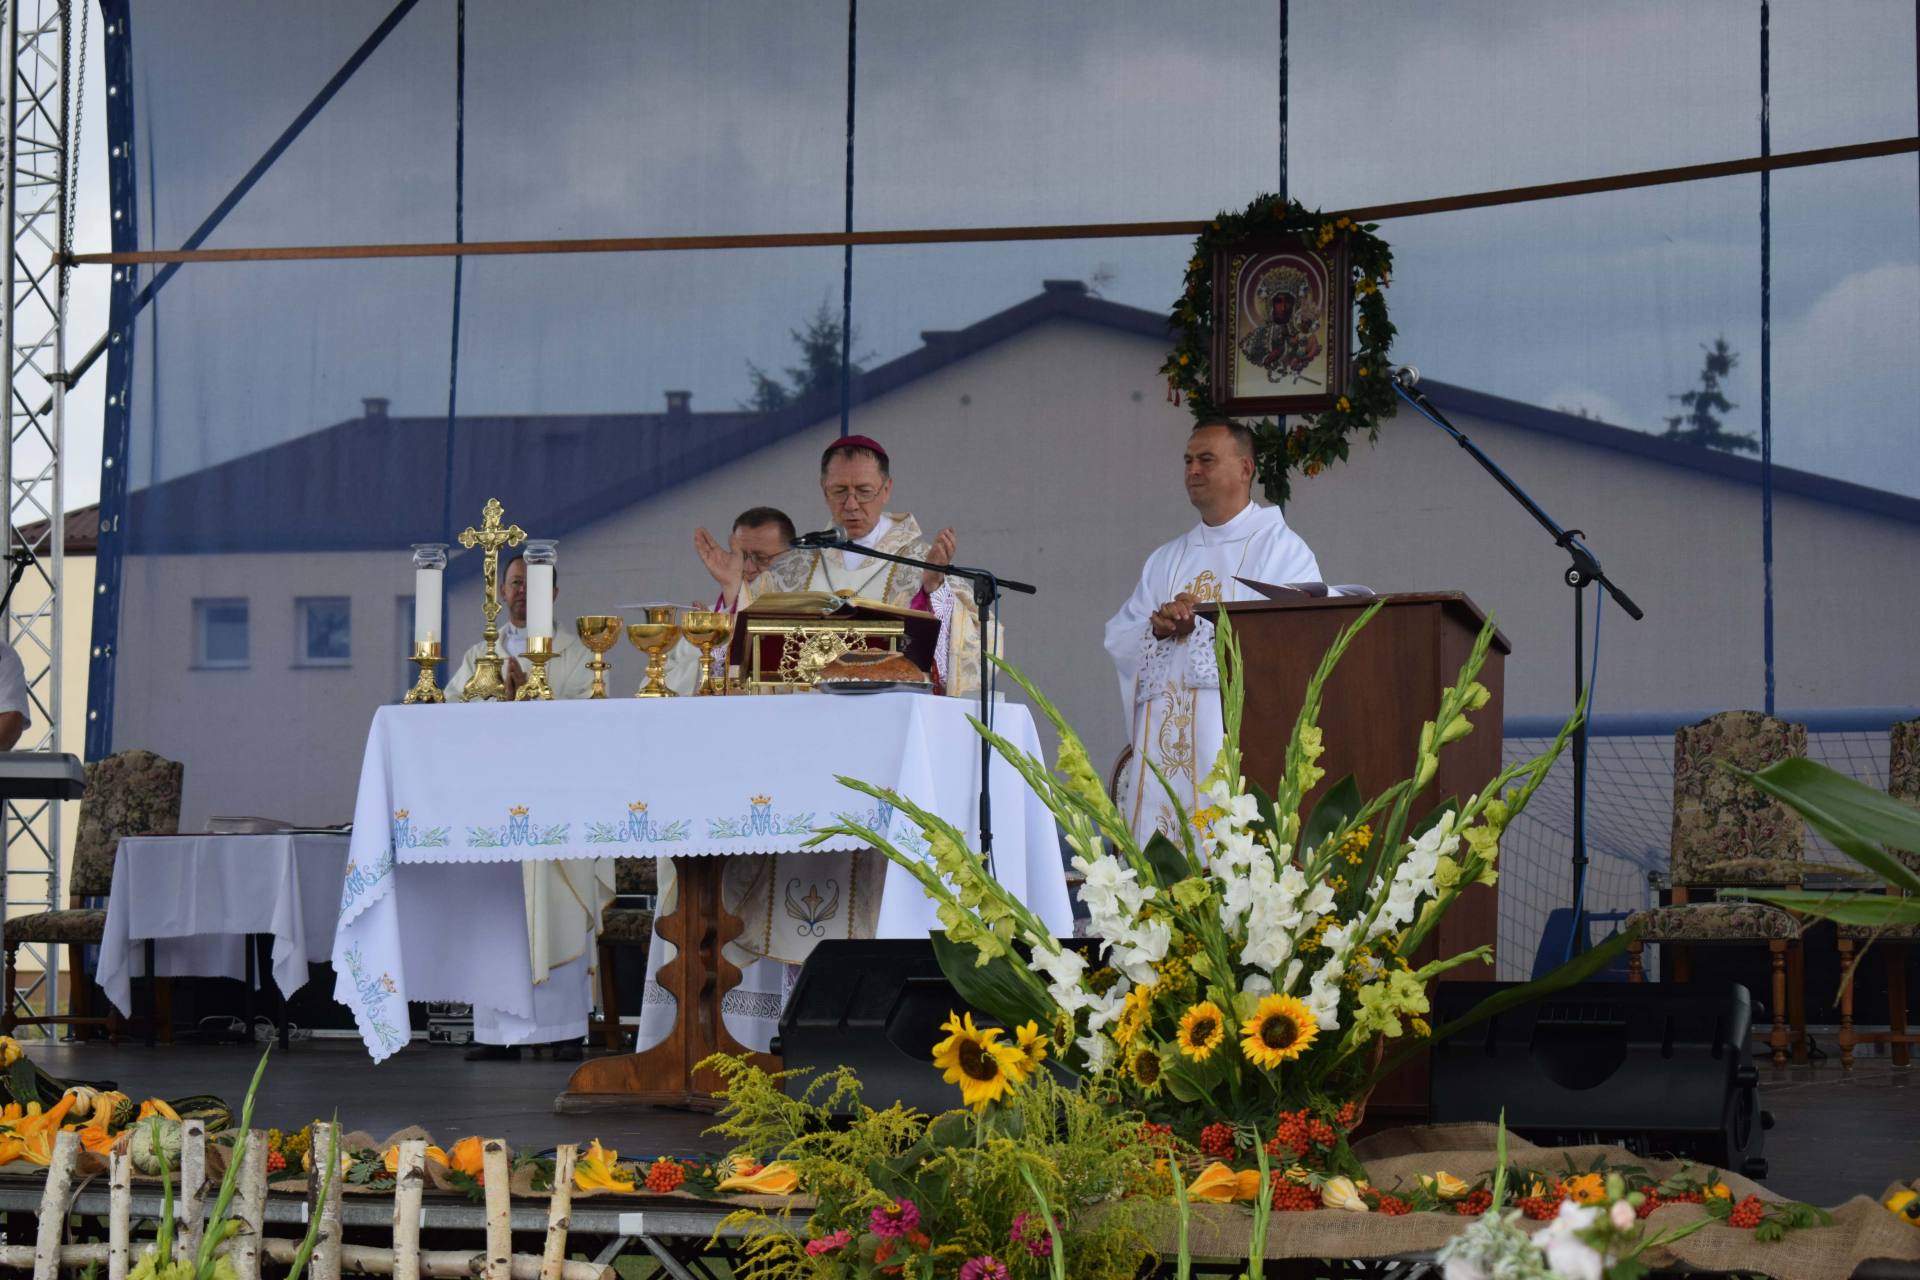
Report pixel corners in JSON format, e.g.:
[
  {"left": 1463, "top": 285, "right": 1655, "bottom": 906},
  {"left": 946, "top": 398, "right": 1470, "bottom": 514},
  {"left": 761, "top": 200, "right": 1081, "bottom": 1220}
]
[{"left": 457, "top": 498, "right": 527, "bottom": 702}]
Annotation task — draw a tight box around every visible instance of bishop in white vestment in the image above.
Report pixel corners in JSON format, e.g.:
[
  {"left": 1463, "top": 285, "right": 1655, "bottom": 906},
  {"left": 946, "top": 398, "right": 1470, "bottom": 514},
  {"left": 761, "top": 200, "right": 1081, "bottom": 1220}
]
[{"left": 1105, "top": 421, "right": 1321, "bottom": 844}]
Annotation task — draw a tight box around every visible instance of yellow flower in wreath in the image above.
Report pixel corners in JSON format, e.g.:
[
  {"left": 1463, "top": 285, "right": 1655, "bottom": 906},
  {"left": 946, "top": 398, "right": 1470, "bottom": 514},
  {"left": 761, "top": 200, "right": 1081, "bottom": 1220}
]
[
  {"left": 1127, "top": 1043, "right": 1164, "bottom": 1095},
  {"left": 1113, "top": 982, "right": 1154, "bottom": 1050},
  {"left": 1336, "top": 396, "right": 1352, "bottom": 413},
  {"left": 1012, "top": 1021, "right": 1050, "bottom": 1074},
  {"left": 1562, "top": 1172, "right": 1607, "bottom": 1205},
  {"left": 1175, "top": 1001, "right": 1227, "bottom": 1062},
  {"left": 931, "top": 1011, "right": 1030, "bottom": 1110},
  {"left": 1240, "top": 994, "right": 1319, "bottom": 1069}
]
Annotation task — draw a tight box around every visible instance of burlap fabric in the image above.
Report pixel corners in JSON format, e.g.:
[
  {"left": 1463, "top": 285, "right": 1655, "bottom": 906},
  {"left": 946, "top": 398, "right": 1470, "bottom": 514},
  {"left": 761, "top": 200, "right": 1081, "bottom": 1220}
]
[{"left": 1162, "top": 1124, "right": 1918, "bottom": 1280}]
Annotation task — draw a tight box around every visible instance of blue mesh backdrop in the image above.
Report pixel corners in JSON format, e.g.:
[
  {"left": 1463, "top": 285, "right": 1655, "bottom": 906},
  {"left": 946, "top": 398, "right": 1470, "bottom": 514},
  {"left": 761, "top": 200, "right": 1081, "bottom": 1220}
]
[{"left": 84, "top": 2, "right": 1919, "bottom": 972}]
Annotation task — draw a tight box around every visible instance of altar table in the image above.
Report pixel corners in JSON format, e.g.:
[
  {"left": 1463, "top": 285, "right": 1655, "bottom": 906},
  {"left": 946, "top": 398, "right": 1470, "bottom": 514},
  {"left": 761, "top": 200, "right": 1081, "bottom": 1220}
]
[
  {"left": 97, "top": 833, "right": 351, "bottom": 1016},
  {"left": 332, "top": 693, "right": 1070, "bottom": 1063}
]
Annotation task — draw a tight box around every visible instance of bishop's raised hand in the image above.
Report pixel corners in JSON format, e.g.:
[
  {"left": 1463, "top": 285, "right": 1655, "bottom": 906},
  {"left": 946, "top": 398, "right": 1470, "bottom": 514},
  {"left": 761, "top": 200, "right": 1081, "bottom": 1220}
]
[
  {"left": 920, "top": 526, "right": 957, "bottom": 595},
  {"left": 694, "top": 526, "right": 746, "bottom": 594}
]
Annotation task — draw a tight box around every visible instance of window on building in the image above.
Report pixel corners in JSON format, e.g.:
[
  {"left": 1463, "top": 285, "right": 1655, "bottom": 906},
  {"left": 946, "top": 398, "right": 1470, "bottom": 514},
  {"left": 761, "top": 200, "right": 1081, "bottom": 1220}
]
[
  {"left": 193, "top": 598, "right": 249, "bottom": 669},
  {"left": 295, "top": 596, "right": 352, "bottom": 667}
]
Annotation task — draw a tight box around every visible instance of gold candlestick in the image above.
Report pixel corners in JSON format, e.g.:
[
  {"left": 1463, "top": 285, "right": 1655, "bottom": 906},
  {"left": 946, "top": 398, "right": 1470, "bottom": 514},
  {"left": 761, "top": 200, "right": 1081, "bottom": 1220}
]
[
  {"left": 681, "top": 609, "right": 734, "bottom": 696},
  {"left": 515, "top": 635, "right": 556, "bottom": 701},
  {"left": 576, "top": 615, "right": 622, "bottom": 699},
  {"left": 402, "top": 641, "right": 446, "bottom": 704},
  {"left": 627, "top": 606, "right": 682, "bottom": 698},
  {"left": 456, "top": 498, "right": 528, "bottom": 702}
]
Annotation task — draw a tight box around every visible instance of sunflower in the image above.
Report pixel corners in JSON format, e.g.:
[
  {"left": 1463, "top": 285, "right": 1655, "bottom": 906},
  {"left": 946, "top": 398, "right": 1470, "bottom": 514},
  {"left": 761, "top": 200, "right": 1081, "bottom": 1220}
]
[
  {"left": 1049, "top": 1011, "right": 1075, "bottom": 1050},
  {"left": 1013, "top": 1021, "right": 1050, "bottom": 1073},
  {"left": 1113, "top": 983, "right": 1155, "bottom": 1050},
  {"left": 1240, "top": 994, "right": 1318, "bottom": 1068},
  {"left": 1127, "top": 1044, "right": 1164, "bottom": 1095},
  {"left": 931, "top": 1012, "right": 1030, "bottom": 1110},
  {"left": 1175, "top": 1001, "right": 1227, "bottom": 1062}
]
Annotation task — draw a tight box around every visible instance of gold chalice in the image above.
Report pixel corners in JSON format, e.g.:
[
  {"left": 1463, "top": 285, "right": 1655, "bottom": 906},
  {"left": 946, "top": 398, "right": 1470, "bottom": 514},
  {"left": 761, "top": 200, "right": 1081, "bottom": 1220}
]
[
  {"left": 627, "top": 605, "right": 683, "bottom": 698},
  {"left": 576, "top": 614, "right": 623, "bottom": 699},
  {"left": 680, "top": 609, "right": 734, "bottom": 696}
]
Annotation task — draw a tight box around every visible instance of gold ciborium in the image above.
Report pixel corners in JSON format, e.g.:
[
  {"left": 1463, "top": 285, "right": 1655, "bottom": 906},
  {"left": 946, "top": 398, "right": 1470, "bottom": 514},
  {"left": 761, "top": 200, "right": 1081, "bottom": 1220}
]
[
  {"left": 680, "top": 609, "right": 734, "bottom": 696},
  {"left": 628, "top": 606, "right": 683, "bottom": 698},
  {"left": 576, "top": 614, "right": 622, "bottom": 699}
]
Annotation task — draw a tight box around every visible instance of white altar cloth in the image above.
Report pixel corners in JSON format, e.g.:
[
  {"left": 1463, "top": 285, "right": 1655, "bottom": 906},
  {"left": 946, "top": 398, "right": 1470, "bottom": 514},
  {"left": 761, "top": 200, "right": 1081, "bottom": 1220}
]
[
  {"left": 333, "top": 693, "right": 1069, "bottom": 1060},
  {"left": 97, "top": 834, "right": 351, "bottom": 1016}
]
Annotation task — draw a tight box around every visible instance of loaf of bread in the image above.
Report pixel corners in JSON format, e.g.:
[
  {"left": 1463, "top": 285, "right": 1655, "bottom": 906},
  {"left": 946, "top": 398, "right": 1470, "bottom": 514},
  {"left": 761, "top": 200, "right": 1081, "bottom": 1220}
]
[{"left": 816, "top": 649, "right": 929, "bottom": 685}]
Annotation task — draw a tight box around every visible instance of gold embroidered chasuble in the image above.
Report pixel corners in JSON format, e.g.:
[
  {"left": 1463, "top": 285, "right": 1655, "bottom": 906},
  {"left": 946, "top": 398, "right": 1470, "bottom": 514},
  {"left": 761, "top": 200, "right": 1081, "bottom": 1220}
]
[{"left": 1102, "top": 502, "right": 1321, "bottom": 845}]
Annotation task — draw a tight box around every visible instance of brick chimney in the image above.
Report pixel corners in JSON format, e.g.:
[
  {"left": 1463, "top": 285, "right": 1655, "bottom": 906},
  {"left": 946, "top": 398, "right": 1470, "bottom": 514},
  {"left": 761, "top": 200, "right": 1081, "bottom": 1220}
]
[
  {"left": 665, "top": 390, "right": 691, "bottom": 420},
  {"left": 362, "top": 396, "right": 390, "bottom": 420}
]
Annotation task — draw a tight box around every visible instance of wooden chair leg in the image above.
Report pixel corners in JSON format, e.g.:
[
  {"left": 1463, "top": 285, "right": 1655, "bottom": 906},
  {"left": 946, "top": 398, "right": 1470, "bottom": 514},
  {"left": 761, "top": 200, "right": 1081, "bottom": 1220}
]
[
  {"left": 597, "top": 943, "right": 623, "bottom": 1052},
  {"left": 1, "top": 944, "right": 17, "bottom": 1034},
  {"left": 66, "top": 942, "right": 91, "bottom": 1030},
  {"left": 1767, "top": 939, "right": 1789, "bottom": 1067},
  {"left": 1787, "top": 937, "right": 1808, "bottom": 1064},
  {"left": 1837, "top": 937, "right": 1857, "bottom": 1070},
  {"left": 156, "top": 977, "right": 174, "bottom": 1046},
  {"left": 1626, "top": 940, "right": 1644, "bottom": 983},
  {"left": 1889, "top": 942, "right": 1911, "bottom": 1068}
]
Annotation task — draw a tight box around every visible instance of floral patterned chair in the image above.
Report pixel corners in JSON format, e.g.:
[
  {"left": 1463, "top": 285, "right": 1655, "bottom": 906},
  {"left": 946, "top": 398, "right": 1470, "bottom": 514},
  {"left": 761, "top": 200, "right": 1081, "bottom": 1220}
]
[
  {"left": 2, "top": 748, "right": 183, "bottom": 1038},
  {"left": 1836, "top": 717, "right": 1919, "bottom": 1068},
  {"left": 1624, "top": 711, "right": 1808, "bottom": 1066},
  {"left": 589, "top": 855, "right": 656, "bottom": 1051}
]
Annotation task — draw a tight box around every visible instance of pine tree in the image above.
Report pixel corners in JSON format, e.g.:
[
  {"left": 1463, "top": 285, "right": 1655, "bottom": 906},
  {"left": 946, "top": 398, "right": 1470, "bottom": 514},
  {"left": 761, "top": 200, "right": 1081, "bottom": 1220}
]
[
  {"left": 743, "top": 301, "right": 865, "bottom": 412},
  {"left": 1663, "top": 337, "right": 1756, "bottom": 453}
]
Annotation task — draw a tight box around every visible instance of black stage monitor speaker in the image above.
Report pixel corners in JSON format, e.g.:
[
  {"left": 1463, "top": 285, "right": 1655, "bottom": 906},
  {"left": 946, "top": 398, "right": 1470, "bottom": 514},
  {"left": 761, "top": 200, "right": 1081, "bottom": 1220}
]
[
  {"left": 1429, "top": 981, "right": 1770, "bottom": 1179},
  {"left": 775, "top": 939, "right": 970, "bottom": 1114}
]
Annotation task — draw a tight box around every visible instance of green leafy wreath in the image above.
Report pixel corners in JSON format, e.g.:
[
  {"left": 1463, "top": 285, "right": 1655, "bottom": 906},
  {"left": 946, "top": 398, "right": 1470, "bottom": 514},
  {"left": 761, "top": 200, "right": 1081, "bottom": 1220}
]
[{"left": 1160, "top": 195, "right": 1396, "bottom": 505}]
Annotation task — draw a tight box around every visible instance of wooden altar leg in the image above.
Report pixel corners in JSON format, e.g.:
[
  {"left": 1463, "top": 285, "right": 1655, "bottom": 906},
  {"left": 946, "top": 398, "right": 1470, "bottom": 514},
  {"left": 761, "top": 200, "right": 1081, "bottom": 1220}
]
[{"left": 557, "top": 856, "right": 780, "bottom": 1111}]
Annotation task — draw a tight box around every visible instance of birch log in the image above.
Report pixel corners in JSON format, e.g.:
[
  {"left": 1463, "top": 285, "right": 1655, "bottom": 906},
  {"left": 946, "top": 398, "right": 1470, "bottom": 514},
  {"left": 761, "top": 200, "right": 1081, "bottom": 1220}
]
[
  {"left": 108, "top": 1147, "right": 132, "bottom": 1280},
  {"left": 310, "top": 1121, "right": 345, "bottom": 1280},
  {"left": 539, "top": 1145, "right": 577, "bottom": 1280},
  {"left": 481, "top": 1140, "right": 513, "bottom": 1280},
  {"left": 30, "top": 1129, "right": 80, "bottom": 1280},
  {"left": 231, "top": 1128, "right": 268, "bottom": 1280},
  {"left": 179, "top": 1118, "right": 208, "bottom": 1261},
  {"left": 393, "top": 1138, "right": 428, "bottom": 1280},
  {"left": 0, "top": 1242, "right": 613, "bottom": 1280}
]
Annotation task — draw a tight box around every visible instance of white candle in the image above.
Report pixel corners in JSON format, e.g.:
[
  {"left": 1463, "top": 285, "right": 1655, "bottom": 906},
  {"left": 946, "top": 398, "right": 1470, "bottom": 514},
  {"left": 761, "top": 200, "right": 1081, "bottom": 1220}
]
[
  {"left": 414, "top": 566, "right": 441, "bottom": 645},
  {"left": 527, "top": 563, "right": 554, "bottom": 639}
]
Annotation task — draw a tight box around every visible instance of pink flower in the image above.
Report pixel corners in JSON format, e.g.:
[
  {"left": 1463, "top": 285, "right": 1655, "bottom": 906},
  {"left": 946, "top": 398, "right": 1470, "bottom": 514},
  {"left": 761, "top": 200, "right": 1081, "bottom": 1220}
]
[
  {"left": 870, "top": 1199, "right": 921, "bottom": 1238},
  {"left": 804, "top": 1229, "right": 852, "bottom": 1257},
  {"left": 1010, "top": 1211, "right": 1054, "bottom": 1258},
  {"left": 958, "top": 1257, "right": 1009, "bottom": 1280}
]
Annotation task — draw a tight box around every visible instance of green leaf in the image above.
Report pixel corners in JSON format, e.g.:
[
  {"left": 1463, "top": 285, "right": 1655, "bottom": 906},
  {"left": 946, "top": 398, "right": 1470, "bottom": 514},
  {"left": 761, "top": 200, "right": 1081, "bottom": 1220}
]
[
  {"left": 1141, "top": 831, "right": 1188, "bottom": 892},
  {"left": 1302, "top": 775, "right": 1362, "bottom": 857},
  {"left": 1365, "top": 930, "right": 1638, "bottom": 1089},
  {"left": 1732, "top": 758, "right": 1920, "bottom": 894},
  {"left": 1737, "top": 889, "right": 1920, "bottom": 927},
  {"left": 928, "top": 931, "right": 1048, "bottom": 1031}
]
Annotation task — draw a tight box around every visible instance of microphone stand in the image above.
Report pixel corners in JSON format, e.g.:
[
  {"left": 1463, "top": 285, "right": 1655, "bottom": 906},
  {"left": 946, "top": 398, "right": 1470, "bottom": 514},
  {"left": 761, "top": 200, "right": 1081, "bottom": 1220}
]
[
  {"left": 1391, "top": 377, "right": 1644, "bottom": 958},
  {"left": 794, "top": 535, "right": 1036, "bottom": 872}
]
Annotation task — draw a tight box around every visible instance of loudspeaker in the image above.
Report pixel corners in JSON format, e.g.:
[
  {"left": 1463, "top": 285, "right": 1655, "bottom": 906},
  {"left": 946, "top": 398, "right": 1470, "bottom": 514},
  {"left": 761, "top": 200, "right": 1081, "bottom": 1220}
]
[
  {"left": 1429, "top": 981, "right": 1770, "bottom": 1178},
  {"left": 775, "top": 939, "right": 980, "bottom": 1114}
]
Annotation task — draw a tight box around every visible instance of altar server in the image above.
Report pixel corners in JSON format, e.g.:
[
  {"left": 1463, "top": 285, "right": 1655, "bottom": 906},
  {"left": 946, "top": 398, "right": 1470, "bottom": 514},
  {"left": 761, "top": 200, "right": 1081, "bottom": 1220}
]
[{"left": 1104, "top": 419, "right": 1322, "bottom": 844}]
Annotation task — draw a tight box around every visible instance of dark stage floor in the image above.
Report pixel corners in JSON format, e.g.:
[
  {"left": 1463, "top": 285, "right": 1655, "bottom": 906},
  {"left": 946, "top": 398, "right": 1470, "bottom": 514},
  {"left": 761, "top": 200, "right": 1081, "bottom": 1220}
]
[{"left": 22, "top": 1038, "right": 1918, "bottom": 1206}]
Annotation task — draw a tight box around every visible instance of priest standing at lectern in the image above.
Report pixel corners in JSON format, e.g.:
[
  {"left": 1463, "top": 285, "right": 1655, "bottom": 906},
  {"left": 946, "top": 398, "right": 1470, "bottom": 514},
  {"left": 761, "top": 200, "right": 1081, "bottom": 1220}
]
[{"left": 1105, "top": 419, "right": 1322, "bottom": 843}]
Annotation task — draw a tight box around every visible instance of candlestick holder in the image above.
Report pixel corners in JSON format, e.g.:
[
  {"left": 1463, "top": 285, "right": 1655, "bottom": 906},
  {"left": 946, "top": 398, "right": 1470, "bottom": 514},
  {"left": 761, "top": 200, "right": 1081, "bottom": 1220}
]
[
  {"left": 516, "top": 636, "right": 556, "bottom": 701},
  {"left": 403, "top": 641, "right": 446, "bottom": 704}
]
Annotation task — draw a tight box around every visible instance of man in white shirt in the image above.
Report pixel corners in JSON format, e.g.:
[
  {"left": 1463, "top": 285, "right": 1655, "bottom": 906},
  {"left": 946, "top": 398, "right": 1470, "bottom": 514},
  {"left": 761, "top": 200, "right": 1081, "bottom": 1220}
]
[
  {"left": 1104, "top": 419, "right": 1322, "bottom": 843},
  {"left": 692, "top": 506, "right": 798, "bottom": 613},
  {"left": 0, "top": 641, "right": 30, "bottom": 750}
]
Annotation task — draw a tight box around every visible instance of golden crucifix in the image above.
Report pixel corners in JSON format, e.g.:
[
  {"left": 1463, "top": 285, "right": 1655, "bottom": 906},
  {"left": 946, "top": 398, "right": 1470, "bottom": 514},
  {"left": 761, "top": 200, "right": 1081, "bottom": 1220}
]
[{"left": 457, "top": 498, "right": 527, "bottom": 702}]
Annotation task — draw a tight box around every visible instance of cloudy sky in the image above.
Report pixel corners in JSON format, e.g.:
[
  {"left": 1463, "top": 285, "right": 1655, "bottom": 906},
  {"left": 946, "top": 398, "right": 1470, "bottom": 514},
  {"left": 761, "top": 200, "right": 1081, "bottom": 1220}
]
[{"left": 57, "top": 0, "right": 1920, "bottom": 508}]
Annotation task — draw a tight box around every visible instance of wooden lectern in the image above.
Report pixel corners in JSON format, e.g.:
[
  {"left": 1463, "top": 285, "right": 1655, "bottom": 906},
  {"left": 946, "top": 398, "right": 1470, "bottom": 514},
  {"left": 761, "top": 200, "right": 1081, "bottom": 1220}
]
[{"left": 1196, "top": 592, "right": 1509, "bottom": 1123}]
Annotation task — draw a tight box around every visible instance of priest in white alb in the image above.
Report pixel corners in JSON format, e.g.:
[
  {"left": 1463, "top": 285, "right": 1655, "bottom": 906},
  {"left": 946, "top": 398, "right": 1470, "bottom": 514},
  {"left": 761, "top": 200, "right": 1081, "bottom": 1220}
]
[
  {"left": 643, "top": 434, "right": 994, "bottom": 1053},
  {"left": 1104, "top": 419, "right": 1322, "bottom": 844}
]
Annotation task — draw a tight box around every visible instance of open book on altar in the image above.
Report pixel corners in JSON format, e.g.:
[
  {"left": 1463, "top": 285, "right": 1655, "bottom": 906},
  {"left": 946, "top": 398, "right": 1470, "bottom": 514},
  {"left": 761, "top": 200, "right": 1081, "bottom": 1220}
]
[
  {"left": 1235, "top": 578, "right": 1377, "bottom": 600},
  {"left": 728, "top": 591, "right": 940, "bottom": 691}
]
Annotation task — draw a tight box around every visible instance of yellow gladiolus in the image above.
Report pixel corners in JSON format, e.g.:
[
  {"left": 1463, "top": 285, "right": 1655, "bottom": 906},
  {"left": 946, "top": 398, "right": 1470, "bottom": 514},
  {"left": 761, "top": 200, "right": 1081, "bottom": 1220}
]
[
  {"left": 382, "top": 1144, "right": 449, "bottom": 1175},
  {"left": 572, "top": 1140, "right": 636, "bottom": 1193},
  {"left": 1420, "top": 1171, "right": 1470, "bottom": 1201},
  {"left": 447, "top": 1135, "right": 487, "bottom": 1179},
  {"left": 716, "top": 1160, "right": 801, "bottom": 1196},
  {"left": 1185, "top": 1162, "right": 1262, "bottom": 1204}
]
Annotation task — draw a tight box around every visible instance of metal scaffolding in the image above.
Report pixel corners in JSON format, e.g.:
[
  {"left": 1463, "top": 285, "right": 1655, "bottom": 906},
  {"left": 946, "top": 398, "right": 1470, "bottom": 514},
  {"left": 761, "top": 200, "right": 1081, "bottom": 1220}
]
[{"left": 1, "top": 0, "right": 74, "bottom": 1029}]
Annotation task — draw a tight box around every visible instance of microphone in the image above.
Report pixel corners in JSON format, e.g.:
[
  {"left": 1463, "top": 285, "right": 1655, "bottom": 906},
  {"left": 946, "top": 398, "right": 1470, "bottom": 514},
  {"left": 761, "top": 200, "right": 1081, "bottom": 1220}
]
[
  {"left": 790, "top": 525, "right": 848, "bottom": 549},
  {"left": 1388, "top": 365, "right": 1420, "bottom": 389}
]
